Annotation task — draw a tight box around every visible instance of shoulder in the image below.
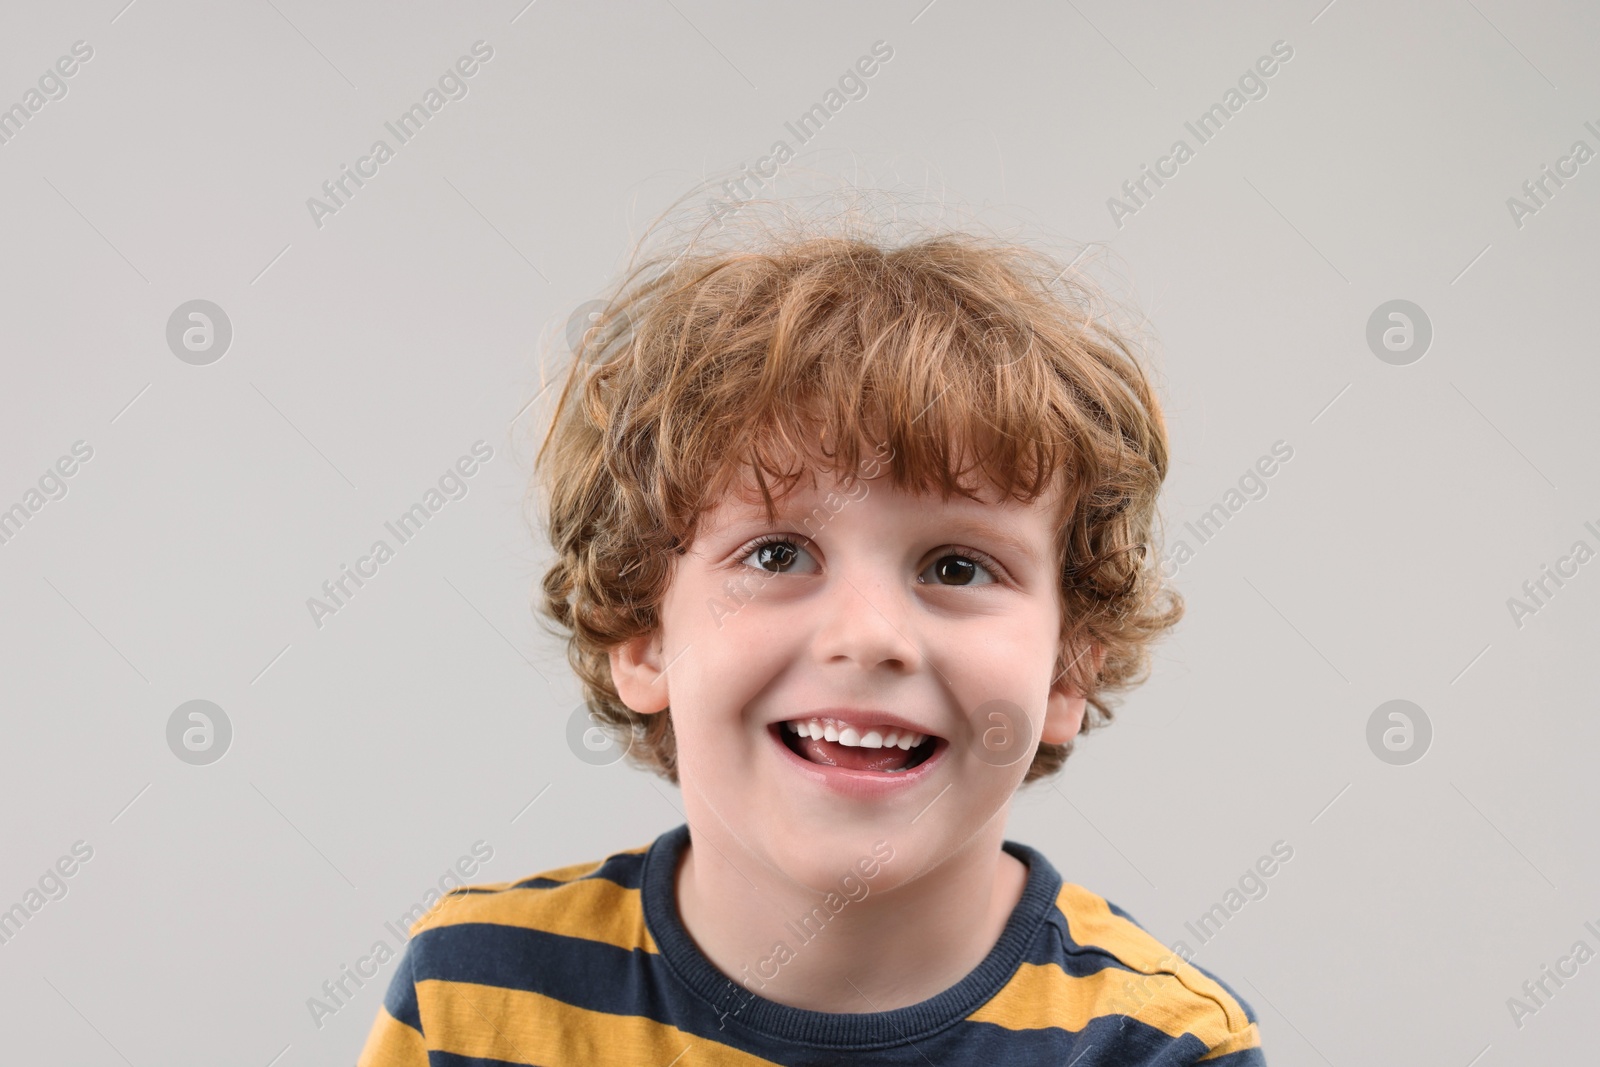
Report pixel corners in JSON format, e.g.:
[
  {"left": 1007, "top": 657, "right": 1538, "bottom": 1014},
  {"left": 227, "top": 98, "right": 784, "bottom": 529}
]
[
  {"left": 359, "top": 841, "right": 660, "bottom": 1064},
  {"left": 976, "top": 878, "right": 1265, "bottom": 1064},
  {"left": 405, "top": 839, "right": 658, "bottom": 958}
]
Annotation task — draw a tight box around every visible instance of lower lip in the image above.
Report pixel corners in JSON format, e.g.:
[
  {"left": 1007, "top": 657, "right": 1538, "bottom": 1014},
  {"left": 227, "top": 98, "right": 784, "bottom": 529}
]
[{"left": 768, "top": 723, "right": 946, "bottom": 800}]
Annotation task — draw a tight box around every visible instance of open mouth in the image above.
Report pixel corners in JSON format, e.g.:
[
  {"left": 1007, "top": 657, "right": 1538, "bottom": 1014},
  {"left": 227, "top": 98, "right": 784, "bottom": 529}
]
[{"left": 773, "top": 717, "right": 943, "bottom": 775}]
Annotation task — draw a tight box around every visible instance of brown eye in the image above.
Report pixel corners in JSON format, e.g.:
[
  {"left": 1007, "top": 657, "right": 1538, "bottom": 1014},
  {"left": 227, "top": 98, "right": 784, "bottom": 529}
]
[
  {"left": 739, "top": 536, "right": 814, "bottom": 575},
  {"left": 919, "top": 552, "right": 998, "bottom": 587},
  {"left": 735, "top": 537, "right": 1003, "bottom": 585}
]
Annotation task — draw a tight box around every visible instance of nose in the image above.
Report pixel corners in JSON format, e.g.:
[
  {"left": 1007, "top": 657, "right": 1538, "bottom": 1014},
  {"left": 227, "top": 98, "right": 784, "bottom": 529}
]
[{"left": 809, "top": 562, "right": 924, "bottom": 675}]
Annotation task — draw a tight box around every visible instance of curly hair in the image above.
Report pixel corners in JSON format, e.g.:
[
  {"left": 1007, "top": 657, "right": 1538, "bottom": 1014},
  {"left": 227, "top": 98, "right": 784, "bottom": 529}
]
[{"left": 528, "top": 203, "right": 1183, "bottom": 786}]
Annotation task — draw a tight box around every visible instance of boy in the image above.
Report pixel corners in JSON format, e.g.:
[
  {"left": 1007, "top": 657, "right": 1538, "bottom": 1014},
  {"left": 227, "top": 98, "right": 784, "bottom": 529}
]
[{"left": 359, "top": 218, "right": 1269, "bottom": 1064}]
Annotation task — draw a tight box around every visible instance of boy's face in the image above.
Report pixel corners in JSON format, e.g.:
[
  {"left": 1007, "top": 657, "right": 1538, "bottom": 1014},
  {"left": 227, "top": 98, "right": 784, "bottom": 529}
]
[{"left": 610, "top": 455, "right": 1090, "bottom": 895}]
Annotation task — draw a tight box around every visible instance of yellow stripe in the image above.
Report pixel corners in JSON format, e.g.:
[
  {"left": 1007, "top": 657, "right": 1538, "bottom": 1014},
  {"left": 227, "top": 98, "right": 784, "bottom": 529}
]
[
  {"left": 356, "top": 1005, "right": 427, "bottom": 1067},
  {"left": 1049, "top": 883, "right": 1257, "bottom": 1046},
  {"left": 413, "top": 875, "right": 657, "bottom": 954},
  {"left": 1199, "top": 1022, "right": 1263, "bottom": 1060},
  {"left": 968, "top": 961, "right": 1246, "bottom": 1048},
  {"left": 416, "top": 979, "right": 785, "bottom": 1066},
  {"left": 422, "top": 846, "right": 649, "bottom": 901},
  {"left": 418, "top": 844, "right": 651, "bottom": 902}
]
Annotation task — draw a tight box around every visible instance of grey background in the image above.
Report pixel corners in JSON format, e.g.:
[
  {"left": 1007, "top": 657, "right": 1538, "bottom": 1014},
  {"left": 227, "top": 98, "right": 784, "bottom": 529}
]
[{"left": 2, "top": 0, "right": 1595, "bottom": 1063}]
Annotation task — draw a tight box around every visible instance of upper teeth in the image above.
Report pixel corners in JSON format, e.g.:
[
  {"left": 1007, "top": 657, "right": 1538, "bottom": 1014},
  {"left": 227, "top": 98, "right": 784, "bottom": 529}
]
[{"left": 785, "top": 717, "right": 925, "bottom": 750}]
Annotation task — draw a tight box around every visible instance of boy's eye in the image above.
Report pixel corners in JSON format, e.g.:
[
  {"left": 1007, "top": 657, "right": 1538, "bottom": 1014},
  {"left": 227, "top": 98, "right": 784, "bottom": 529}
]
[
  {"left": 921, "top": 553, "right": 998, "bottom": 587},
  {"left": 740, "top": 536, "right": 815, "bottom": 576},
  {"left": 736, "top": 535, "right": 1002, "bottom": 586}
]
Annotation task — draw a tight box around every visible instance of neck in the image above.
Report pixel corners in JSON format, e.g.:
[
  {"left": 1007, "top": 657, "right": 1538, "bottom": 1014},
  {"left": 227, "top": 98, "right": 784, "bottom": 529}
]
[{"left": 674, "top": 811, "right": 1028, "bottom": 1013}]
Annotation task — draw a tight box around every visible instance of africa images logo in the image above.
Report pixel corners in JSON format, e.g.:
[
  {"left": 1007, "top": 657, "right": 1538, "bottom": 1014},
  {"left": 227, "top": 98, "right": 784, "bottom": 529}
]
[
  {"left": 1106, "top": 40, "right": 1294, "bottom": 228},
  {"left": 305, "top": 41, "right": 495, "bottom": 229},
  {"left": 305, "top": 441, "right": 494, "bottom": 629}
]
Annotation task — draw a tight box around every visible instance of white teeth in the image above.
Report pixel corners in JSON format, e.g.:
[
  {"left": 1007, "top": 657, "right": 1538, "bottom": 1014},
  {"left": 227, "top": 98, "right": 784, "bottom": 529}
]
[{"left": 781, "top": 718, "right": 927, "bottom": 749}]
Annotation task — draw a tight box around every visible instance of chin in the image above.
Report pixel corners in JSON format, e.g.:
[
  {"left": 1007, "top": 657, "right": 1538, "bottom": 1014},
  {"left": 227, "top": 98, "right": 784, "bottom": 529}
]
[{"left": 768, "top": 821, "right": 935, "bottom": 897}]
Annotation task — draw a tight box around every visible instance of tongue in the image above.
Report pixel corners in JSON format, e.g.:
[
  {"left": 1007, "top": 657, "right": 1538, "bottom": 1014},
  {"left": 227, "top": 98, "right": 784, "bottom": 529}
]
[{"left": 794, "top": 735, "right": 915, "bottom": 773}]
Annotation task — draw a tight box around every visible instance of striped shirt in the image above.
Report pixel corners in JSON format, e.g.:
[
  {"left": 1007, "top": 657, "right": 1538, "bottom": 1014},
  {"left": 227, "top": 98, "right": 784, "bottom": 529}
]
[{"left": 359, "top": 823, "right": 1267, "bottom": 1065}]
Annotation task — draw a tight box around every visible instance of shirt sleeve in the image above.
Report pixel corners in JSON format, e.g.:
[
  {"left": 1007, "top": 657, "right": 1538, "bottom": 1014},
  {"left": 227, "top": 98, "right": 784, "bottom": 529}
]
[
  {"left": 1192, "top": 1027, "right": 1268, "bottom": 1065},
  {"left": 1183, "top": 962, "right": 1268, "bottom": 1066},
  {"left": 356, "top": 941, "right": 429, "bottom": 1067}
]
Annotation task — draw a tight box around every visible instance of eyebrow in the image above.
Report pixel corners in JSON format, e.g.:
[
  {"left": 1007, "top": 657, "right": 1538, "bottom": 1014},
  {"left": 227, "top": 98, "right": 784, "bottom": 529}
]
[{"left": 937, "top": 516, "right": 1047, "bottom": 571}]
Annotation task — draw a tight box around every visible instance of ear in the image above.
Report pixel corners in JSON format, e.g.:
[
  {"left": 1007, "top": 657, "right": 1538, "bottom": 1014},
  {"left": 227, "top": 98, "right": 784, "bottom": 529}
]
[
  {"left": 1041, "top": 642, "right": 1105, "bottom": 745},
  {"left": 608, "top": 631, "right": 671, "bottom": 715}
]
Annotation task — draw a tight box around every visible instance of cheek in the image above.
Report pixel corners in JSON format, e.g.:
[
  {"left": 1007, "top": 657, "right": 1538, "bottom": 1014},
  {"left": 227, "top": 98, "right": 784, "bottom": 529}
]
[
  {"left": 950, "top": 614, "right": 1054, "bottom": 683},
  {"left": 940, "top": 617, "right": 1055, "bottom": 758},
  {"left": 674, "top": 616, "right": 797, "bottom": 732}
]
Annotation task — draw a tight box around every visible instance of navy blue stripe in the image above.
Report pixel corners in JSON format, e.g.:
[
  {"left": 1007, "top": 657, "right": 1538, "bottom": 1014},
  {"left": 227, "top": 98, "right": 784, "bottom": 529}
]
[
  {"left": 414, "top": 1006, "right": 1249, "bottom": 1067},
  {"left": 410, "top": 922, "right": 656, "bottom": 1013},
  {"left": 409, "top": 923, "right": 797, "bottom": 1064},
  {"left": 917, "top": 1013, "right": 1205, "bottom": 1066},
  {"left": 428, "top": 887, "right": 1143, "bottom": 985},
  {"left": 429, "top": 1052, "right": 549, "bottom": 1067},
  {"left": 410, "top": 922, "right": 1164, "bottom": 1065},
  {"left": 380, "top": 945, "right": 424, "bottom": 1033}
]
